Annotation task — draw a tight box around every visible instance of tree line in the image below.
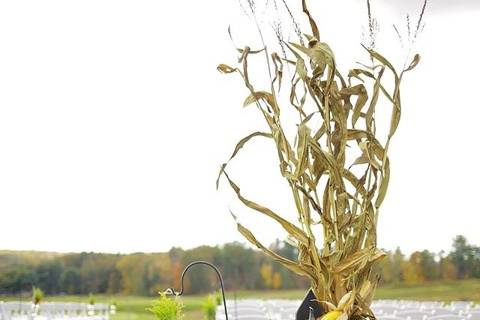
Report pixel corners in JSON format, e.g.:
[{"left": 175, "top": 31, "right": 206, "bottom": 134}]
[
  {"left": 375, "top": 235, "right": 480, "bottom": 285},
  {"left": 0, "top": 235, "right": 479, "bottom": 296}
]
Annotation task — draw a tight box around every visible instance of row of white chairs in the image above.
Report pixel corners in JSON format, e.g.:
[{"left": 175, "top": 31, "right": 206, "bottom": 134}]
[
  {"left": 216, "top": 300, "right": 480, "bottom": 320},
  {"left": 373, "top": 300, "right": 479, "bottom": 310},
  {"left": 372, "top": 300, "right": 480, "bottom": 320},
  {"left": 0, "top": 302, "right": 110, "bottom": 320},
  {"left": 218, "top": 299, "right": 307, "bottom": 320},
  {"left": 378, "top": 316, "right": 479, "bottom": 320},
  {"left": 217, "top": 300, "right": 271, "bottom": 320}
]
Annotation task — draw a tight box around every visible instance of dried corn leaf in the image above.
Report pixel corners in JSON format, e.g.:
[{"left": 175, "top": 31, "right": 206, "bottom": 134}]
[{"left": 221, "top": 170, "right": 309, "bottom": 244}]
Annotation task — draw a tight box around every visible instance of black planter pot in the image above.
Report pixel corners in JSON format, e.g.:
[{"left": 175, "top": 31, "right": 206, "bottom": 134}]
[{"left": 296, "top": 289, "right": 326, "bottom": 320}]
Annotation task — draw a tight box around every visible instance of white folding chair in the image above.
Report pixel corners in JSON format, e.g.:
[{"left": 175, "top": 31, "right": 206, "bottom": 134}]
[
  {"left": 377, "top": 316, "right": 407, "bottom": 320},
  {"left": 234, "top": 316, "right": 269, "bottom": 320},
  {"left": 397, "top": 310, "right": 433, "bottom": 320},
  {"left": 1, "top": 302, "right": 9, "bottom": 320},
  {"left": 428, "top": 309, "right": 459, "bottom": 317},
  {"left": 91, "top": 304, "right": 109, "bottom": 320},
  {"left": 377, "top": 306, "right": 403, "bottom": 316},
  {"left": 427, "top": 315, "right": 466, "bottom": 320},
  {"left": 466, "top": 311, "right": 480, "bottom": 320},
  {"left": 276, "top": 310, "right": 295, "bottom": 320},
  {"left": 216, "top": 310, "right": 268, "bottom": 319},
  {"left": 450, "top": 302, "right": 474, "bottom": 311}
]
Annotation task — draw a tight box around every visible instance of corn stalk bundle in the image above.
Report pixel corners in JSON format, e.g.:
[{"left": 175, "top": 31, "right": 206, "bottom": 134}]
[{"left": 217, "top": 1, "right": 422, "bottom": 318}]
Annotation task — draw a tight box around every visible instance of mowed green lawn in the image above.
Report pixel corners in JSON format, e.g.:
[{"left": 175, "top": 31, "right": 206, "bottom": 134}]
[{"left": 3, "top": 280, "right": 479, "bottom": 320}]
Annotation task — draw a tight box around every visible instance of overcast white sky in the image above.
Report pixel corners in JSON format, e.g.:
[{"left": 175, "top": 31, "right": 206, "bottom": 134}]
[{"left": 0, "top": 0, "right": 479, "bottom": 255}]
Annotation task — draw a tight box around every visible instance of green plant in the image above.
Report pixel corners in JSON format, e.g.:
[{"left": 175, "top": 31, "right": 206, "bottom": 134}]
[
  {"left": 214, "top": 290, "right": 222, "bottom": 306},
  {"left": 217, "top": 0, "right": 426, "bottom": 319},
  {"left": 148, "top": 293, "right": 184, "bottom": 320},
  {"left": 202, "top": 295, "right": 217, "bottom": 320},
  {"left": 32, "top": 286, "right": 44, "bottom": 305},
  {"left": 89, "top": 293, "right": 95, "bottom": 305}
]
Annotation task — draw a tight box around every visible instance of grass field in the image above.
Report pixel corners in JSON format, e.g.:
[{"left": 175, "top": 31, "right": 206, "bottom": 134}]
[{"left": 3, "top": 280, "right": 480, "bottom": 319}]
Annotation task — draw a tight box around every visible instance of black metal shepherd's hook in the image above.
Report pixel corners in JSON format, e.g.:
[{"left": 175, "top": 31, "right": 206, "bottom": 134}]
[{"left": 164, "top": 261, "right": 229, "bottom": 320}]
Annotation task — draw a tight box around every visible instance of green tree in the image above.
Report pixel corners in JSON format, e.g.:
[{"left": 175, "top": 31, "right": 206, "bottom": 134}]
[
  {"left": 375, "top": 250, "right": 394, "bottom": 284},
  {"left": 0, "top": 267, "right": 37, "bottom": 293},
  {"left": 391, "top": 247, "right": 404, "bottom": 283},
  {"left": 439, "top": 253, "right": 457, "bottom": 281},
  {"left": 36, "top": 260, "right": 63, "bottom": 294},
  {"left": 471, "top": 246, "right": 480, "bottom": 278},
  {"left": 216, "top": 242, "right": 258, "bottom": 290},
  {"left": 60, "top": 268, "right": 81, "bottom": 294},
  {"left": 181, "top": 246, "right": 220, "bottom": 294},
  {"left": 450, "top": 235, "right": 474, "bottom": 279},
  {"left": 420, "top": 250, "right": 439, "bottom": 281},
  {"left": 116, "top": 254, "right": 148, "bottom": 295}
]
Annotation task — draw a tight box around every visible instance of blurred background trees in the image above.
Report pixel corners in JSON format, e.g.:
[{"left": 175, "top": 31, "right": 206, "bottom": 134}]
[{"left": 1, "top": 236, "right": 479, "bottom": 295}]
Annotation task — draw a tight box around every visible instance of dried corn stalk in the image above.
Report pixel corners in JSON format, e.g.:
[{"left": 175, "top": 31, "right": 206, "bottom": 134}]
[{"left": 217, "top": 1, "right": 422, "bottom": 318}]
